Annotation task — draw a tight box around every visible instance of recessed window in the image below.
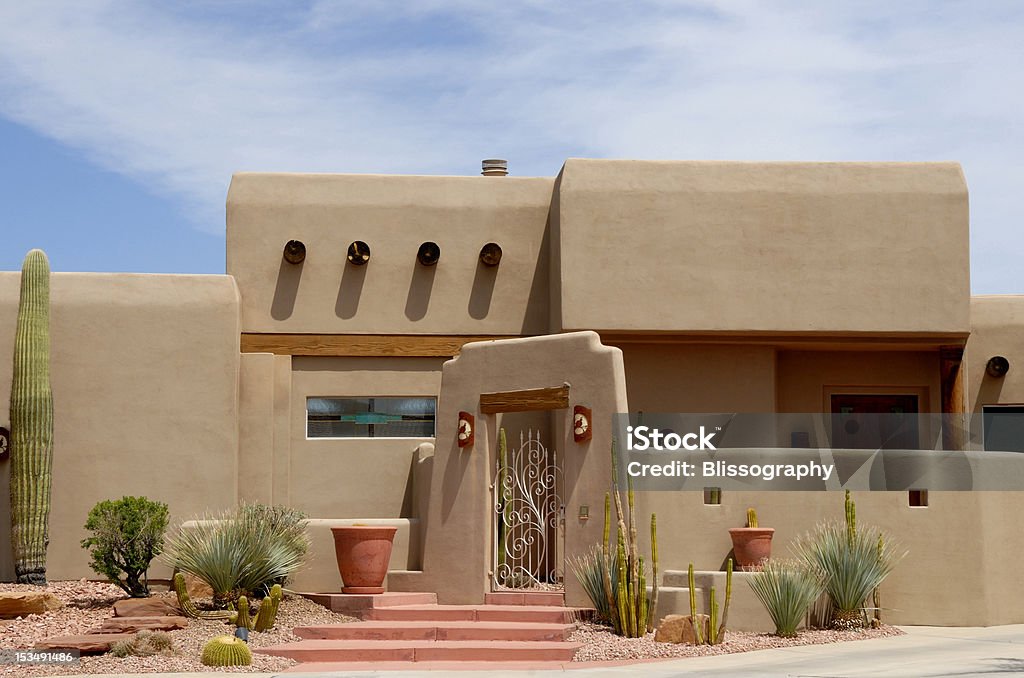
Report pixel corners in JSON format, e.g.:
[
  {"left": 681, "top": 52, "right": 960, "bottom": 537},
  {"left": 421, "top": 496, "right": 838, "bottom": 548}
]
[
  {"left": 307, "top": 397, "right": 436, "bottom": 438},
  {"left": 909, "top": 489, "right": 929, "bottom": 507},
  {"left": 704, "top": 488, "right": 722, "bottom": 505}
]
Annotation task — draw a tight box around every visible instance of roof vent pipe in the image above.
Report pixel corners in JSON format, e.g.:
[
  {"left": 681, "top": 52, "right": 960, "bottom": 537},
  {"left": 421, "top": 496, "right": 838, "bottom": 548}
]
[{"left": 481, "top": 159, "right": 508, "bottom": 176}]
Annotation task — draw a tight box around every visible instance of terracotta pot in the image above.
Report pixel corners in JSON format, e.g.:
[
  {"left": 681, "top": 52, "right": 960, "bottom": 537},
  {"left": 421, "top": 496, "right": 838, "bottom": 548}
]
[
  {"left": 728, "top": 527, "right": 775, "bottom": 570},
  {"left": 331, "top": 526, "right": 397, "bottom": 594}
]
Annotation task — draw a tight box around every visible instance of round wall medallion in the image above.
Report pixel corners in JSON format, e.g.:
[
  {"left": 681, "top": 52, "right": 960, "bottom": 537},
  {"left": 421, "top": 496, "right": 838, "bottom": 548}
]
[
  {"left": 987, "top": 356, "right": 1010, "bottom": 378},
  {"left": 347, "top": 241, "right": 371, "bottom": 265},
  {"left": 0, "top": 426, "right": 9, "bottom": 462},
  {"left": 417, "top": 241, "right": 441, "bottom": 266}
]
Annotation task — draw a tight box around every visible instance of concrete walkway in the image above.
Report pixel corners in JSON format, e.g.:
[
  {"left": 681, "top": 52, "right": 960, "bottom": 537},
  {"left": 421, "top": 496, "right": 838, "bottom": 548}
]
[{"left": 49, "top": 624, "right": 1024, "bottom": 677}]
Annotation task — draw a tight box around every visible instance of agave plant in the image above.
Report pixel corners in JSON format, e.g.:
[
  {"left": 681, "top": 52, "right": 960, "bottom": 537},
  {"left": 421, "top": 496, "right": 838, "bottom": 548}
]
[
  {"left": 793, "top": 521, "right": 905, "bottom": 628},
  {"left": 164, "top": 503, "right": 309, "bottom": 606},
  {"left": 748, "top": 559, "right": 825, "bottom": 637}
]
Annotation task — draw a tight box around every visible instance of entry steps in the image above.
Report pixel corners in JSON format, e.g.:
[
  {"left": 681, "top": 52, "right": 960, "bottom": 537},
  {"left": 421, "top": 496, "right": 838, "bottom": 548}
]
[{"left": 258, "top": 590, "right": 589, "bottom": 670}]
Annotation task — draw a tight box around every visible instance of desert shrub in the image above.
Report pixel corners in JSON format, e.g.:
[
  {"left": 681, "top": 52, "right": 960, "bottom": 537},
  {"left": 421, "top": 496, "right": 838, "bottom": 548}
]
[
  {"left": 236, "top": 503, "right": 309, "bottom": 594},
  {"left": 110, "top": 630, "right": 175, "bottom": 657},
  {"left": 568, "top": 544, "right": 617, "bottom": 623},
  {"left": 81, "top": 496, "right": 169, "bottom": 597},
  {"left": 164, "top": 502, "right": 309, "bottom": 606},
  {"left": 748, "top": 559, "right": 825, "bottom": 637},
  {"left": 794, "top": 521, "right": 905, "bottom": 628}
]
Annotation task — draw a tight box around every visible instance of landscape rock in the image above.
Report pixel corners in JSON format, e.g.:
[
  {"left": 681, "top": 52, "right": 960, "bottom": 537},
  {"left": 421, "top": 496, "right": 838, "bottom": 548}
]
[
  {"left": 112, "top": 597, "right": 181, "bottom": 618},
  {"left": 91, "top": 615, "right": 189, "bottom": 633},
  {"left": 655, "top": 613, "right": 711, "bottom": 644},
  {"left": 181, "top": 572, "right": 213, "bottom": 600},
  {"left": 0, "top": 591, "right": 63, "bottom": 618},
  {"left": 35, "top": 632, "right": 136, "bottom": 653}
]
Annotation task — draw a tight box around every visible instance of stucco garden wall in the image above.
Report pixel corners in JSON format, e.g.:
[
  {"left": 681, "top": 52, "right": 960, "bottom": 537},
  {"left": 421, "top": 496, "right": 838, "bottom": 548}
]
[{"left": 0, "top": 273, "right": 240, "bottom": 582}]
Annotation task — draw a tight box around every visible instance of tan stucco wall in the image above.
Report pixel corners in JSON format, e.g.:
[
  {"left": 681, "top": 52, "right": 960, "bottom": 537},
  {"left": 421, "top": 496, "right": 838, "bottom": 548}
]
[
  {"left": 286, "top": 356, "right": 444, "bottom": 519},
  {"left": 777, "top": 350, "right": 942, "bottom": 413},
  {"left": 966, "top": 296, "right": 1024, "bottom": 413},
  {"left": 615, "top": 343, "right": 776, "bottom": 412},
  {"left": 555, "top": 159, "right": 970, "bottom": 335},
  {"left": 0, "top": 273, "right": 240, "bottom": 581},
  {"left": 227, "top": 173, "right": 554, "bottom": 335}
]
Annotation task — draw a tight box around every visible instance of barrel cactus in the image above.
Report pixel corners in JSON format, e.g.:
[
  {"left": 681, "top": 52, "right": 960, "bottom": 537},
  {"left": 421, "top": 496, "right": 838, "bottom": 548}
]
[
  {"left": 201, "top": 635, "right": 252, "bottom": 666},
  {"left": 9, "top": 249, "right": 53, "bottom": 585}
]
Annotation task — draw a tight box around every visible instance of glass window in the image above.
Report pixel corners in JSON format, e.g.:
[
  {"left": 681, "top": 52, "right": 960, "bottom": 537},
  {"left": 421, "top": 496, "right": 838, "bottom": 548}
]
[
  {"left": 983, "top": 405, "right": 1024, "bottom": 453},
  {"left": 307, "top": 397, "right": 436, "bottom": 438}
]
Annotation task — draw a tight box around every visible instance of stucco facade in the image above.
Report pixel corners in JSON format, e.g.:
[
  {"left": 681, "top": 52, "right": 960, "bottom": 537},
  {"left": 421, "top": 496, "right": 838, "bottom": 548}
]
[{"left": 1, "top": 159, "right": 1022, "bottom": 627}]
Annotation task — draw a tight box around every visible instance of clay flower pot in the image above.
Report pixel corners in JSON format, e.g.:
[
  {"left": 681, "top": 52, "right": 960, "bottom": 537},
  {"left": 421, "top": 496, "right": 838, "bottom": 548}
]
[
  {"left": 331, "top": 526, "right": 397, "bottom": 594},
  {"left": 728, "top": 527, "right": 775, "bottom": 570}
]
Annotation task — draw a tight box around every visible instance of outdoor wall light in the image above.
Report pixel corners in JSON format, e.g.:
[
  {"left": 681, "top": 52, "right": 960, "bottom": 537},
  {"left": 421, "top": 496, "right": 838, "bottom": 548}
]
[
  {"left": 479, "top": 242, "right": 502, "bottom": 267},
  {"left": 573, "top": 405, "right": 592, "bottom": 442},
  {"left": 457, "top": 411, "right": 475, "bottom": 448},
  {"left": 987, "top": 356, "right": 1010, "bottom": 378},
  {"left": 578, "top": 505, "right": 590, "bottom": 522},
  {"left": 347, "top": 241, "right": 371, "bottom": 265},
  {"left": 282, "top": 240, "right": 306, "bottom": 264},
  {"left": 417, "top": 241, "right": 441, "bottom": 266}
]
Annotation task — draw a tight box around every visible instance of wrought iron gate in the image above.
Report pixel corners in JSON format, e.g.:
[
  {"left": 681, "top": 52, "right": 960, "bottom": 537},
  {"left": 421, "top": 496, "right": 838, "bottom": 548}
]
[{"left": 492, "top": 430, "right": 564, "bottom": 590}]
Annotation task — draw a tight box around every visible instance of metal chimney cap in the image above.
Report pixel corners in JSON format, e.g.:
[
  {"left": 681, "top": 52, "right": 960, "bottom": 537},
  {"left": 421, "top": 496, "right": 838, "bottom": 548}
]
[{"left": 481, "top": 159, "right": 508, "bottom": 176}]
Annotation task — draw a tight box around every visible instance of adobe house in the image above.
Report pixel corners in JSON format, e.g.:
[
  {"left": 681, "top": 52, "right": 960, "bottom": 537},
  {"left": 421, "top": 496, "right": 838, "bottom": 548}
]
[{"left": 1, "top": 159, "right": 1022, "bottom": 627}]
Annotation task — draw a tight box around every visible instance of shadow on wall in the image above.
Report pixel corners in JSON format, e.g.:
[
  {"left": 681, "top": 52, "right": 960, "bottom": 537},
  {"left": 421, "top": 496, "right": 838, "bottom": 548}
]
[
  {"left": 271, "top": 258, "right": 303, "bottom": 321},
  {"left": 336, "top": 263, "right": 367, "bottom": 320},
  {"left": 468, "top": 261, "right": 498, "bottom": 320},
  {"left": 405, "top": 262, "right": 436, "bottom": 321},
  {"left": 974, "top": 372, "right": 1005, "bottom": 414}
]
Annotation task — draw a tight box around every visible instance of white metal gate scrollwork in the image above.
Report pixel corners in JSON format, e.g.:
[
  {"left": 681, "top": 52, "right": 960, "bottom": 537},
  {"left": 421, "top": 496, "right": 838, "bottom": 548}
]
[{"left": 492, "top": 430, "right": 564, "bottom": 590}]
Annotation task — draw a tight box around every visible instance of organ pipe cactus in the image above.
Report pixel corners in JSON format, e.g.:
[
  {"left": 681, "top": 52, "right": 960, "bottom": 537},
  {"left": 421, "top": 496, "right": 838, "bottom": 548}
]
[
  {"left": 234, "top": 596, "right": 253, "bottom": 631},
  {"left": 254, "top": 584, "right": 283, "bottom": 631},
  {"left": 174, "top": 573, "right": 233, "bottom": 621},
  {"left": 746, "top": 508, "right": 758, "bottom": 528},
  {"left": 685, "top": 559, "right": 733, "bottom": 645},
  {"left": 9, "top": 249, "right": 53, "bottom": 585},
  {"left": 600, "top": 440, "right": 658, "bottom": 637}
]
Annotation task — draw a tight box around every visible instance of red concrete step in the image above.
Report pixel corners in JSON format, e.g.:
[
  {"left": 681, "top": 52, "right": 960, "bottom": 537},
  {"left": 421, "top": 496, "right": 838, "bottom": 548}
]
[
  {"left": 299, "top": 591, "right": 437, "bottom": 616},
  {"left": 365, "top": 604, "right": 582, "bottom": 624},
  {"left": 256, "top": 639, "right": 582, "bottom": 663},
  {"left": 282, "top": 660, "right": 618, "bottom": 672},
  {"left": 484, "top": 591, "right": 566, "bottom": 606},
  {"left": 294, "top": 620, "right": 573, "bottom": 642}
]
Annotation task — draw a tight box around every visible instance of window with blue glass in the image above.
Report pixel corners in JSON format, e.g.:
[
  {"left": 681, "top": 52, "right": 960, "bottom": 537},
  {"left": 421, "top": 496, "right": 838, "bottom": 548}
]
[{"left": 306, "top": 397, "right": 436, "bottom": 438}]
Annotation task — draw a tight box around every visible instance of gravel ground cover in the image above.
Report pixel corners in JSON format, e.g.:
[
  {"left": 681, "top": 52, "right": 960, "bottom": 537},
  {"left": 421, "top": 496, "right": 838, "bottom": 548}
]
[
  {"left": 570, "top": 620, "right": 905, "bottom": 662},
  {"left": 0, "top": 580, "right": 356, "bottom": 676}
]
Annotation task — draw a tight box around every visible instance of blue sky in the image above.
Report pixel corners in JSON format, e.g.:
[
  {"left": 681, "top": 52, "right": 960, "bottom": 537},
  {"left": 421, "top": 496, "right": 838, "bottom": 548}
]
[{"left": 0, "top": 1, "right": 1021, "bottom": 290}]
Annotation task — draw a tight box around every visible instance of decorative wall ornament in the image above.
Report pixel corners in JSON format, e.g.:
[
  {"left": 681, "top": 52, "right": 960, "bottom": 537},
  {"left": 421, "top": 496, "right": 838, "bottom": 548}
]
[
  {"left": 347, "top": 241, "right": 371, "bottom": 265},
  {"left": 457, "top": 411, "right": 474, "bottom": 447},
  {"left": 0, "top": 426, "right": 9, "bottom": 462},
  {"left": 479, "top": 242, "right": 502, "bottom": 267},
  {"left": 573, "top": 405, "right": 592, "bottom": 442},
  {"left": 417, "top": 241, "right": 441, "bottom": 266},
  {"left": 282, "top": 240, "right": 306, "bottom": 264}
]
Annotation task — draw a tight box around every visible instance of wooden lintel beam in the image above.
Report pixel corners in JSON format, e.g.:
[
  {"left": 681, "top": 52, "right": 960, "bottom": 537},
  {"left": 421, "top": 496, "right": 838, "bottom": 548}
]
[
  {"left": 240, "top": 333, "right": 515, "bottom": 357},
  {"left": 480, "top": 384, "right": 570, "bottom": 414}
]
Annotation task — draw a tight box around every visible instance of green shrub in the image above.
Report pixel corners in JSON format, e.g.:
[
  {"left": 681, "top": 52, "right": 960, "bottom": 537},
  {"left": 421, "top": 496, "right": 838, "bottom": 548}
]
[
  {"left": 81, "top": 496, "right": 169, "bottom": 597},
  {"left": 794, "top": 521, "right": 905, "bottom": 628},
  {"left": 164, "top": 503, "right": 309, "bottom": 606},
  {"left": 748, "top": 559, "right": 825, "bottom": 637}
]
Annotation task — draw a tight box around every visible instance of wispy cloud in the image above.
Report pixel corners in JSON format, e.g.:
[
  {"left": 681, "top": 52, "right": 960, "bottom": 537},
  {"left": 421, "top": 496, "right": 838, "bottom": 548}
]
[{"left": 0, "top": 1, "right": 1021, "bottom": 290}]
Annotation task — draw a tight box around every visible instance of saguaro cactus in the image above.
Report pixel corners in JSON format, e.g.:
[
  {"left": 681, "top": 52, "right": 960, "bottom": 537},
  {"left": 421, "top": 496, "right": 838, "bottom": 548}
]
[{"left": 9, "top": 249, "right": 53, "bottom": 585}]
